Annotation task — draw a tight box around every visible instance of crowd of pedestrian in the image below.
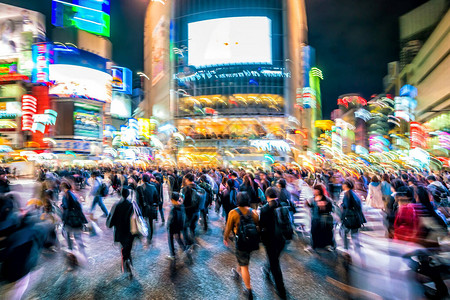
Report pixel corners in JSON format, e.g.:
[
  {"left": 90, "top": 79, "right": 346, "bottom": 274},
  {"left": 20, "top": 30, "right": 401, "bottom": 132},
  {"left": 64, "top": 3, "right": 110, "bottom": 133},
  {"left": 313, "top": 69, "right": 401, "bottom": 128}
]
[{"left": 0, "top": 164, "right": 449, "bottom": 299}]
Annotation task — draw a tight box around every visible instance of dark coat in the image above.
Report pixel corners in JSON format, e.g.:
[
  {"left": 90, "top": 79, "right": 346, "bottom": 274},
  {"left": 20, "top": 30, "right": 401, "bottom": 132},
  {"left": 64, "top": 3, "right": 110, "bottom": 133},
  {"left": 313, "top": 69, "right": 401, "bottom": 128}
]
[
  {"left": 136, "top": 183, "right": 158, "bottom": 218},
  {"left": 107, "top": 198, "right": 133, "bottom": 243},
  {"left": 260, "top": 201, "right": 285, "bottom": 247},
  {"left": 239, "top": 183, "right": 259, "bottom": 204},
  {"left": 61, "top": 191, "right": 87, "bottom": 228}
]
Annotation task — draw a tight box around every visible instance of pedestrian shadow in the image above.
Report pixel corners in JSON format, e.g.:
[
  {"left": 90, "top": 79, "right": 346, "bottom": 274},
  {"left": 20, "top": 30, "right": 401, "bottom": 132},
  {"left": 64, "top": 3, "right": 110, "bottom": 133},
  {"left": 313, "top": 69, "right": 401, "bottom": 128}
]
[{"left": 91, "top": 275, "right": 144, "bottom": 299}]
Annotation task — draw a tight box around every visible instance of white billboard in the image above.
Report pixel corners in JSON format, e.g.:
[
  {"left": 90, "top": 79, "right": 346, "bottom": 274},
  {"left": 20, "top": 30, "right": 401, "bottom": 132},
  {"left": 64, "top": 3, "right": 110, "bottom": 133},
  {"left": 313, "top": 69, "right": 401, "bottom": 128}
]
[
  {"left": 188, "top": 17, "right": 272, "bottom": 68},
  {"left": 0, "top": 3, "right": 46, "bottom": 59},
  {"left": 49, "top": 64, "right": 112, "bottom": 103}
]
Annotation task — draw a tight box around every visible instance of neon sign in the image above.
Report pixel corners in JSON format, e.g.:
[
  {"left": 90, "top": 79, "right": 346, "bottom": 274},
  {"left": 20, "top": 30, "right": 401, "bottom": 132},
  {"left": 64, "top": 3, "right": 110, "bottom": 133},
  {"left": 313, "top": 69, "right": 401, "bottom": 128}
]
[
  {"left": 32, "top": 43, "right": 53, "bottom": 83},
  {"left": 52, "top": 0, "right": 111, "bottom": 37},
  {"left": 31, "top": 109, "right": 58, "bottom": 133},
  {"left": 337, "top": 95, "right": 367, "bottom": 108},
  {"left": 22, "top": 95, "right": 37, "bottom": 131}
]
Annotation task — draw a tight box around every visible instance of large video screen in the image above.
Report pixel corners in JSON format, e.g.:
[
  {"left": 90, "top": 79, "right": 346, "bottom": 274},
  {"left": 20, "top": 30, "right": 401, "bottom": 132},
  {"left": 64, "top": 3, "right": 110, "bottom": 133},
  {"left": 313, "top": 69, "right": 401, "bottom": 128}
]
[
  {"left": 73, "top": 102, "right": 101, "bottom": 138},
  {"left": 49, "top": 64, "right": 112, "bottom": 102},
  {"left": 188, "top": 17, "right": 272, "bottom": 68}
]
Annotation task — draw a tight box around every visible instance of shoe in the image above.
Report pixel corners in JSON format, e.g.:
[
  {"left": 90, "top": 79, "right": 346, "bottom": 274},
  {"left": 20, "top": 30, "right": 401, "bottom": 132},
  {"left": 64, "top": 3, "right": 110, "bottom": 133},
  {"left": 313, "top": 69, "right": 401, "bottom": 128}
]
[
  {"left": 276, "top": 289, "right": 287, "bottom": 300},
  {"left": 244, "top": 289, "right": 253, "bottom": 300},
  {"left": 231, "top": 268, "right": 241, "bottom": 280},
  {"left": 125, "top": 260, "right": 134, "bottom": 280},
  {"left": 166, "top": 255, "right": 175, "bottom": 261},
  {"left": 101, "top": 213, "right": 108, "bottom": 218}
]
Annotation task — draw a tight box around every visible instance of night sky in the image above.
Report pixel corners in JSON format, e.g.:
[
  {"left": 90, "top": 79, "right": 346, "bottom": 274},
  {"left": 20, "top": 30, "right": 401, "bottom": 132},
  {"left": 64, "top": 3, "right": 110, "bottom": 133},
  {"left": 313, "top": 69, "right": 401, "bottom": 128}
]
[{"left": 1, "top": 0, "right": 428, "bottom": 118}]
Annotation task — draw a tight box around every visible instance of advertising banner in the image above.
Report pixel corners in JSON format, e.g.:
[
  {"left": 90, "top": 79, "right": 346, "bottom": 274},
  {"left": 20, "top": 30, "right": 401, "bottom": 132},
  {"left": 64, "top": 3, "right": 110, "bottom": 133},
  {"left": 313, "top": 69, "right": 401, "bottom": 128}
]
[
  {"left": 0, "top": 3, "right": 46, "bottom": 64},
  {"left": 152, "top": 16, "right": 168, "bottom": 86},
  {"left": 73, "top": 102, "right": 102, "bottom": 138}
]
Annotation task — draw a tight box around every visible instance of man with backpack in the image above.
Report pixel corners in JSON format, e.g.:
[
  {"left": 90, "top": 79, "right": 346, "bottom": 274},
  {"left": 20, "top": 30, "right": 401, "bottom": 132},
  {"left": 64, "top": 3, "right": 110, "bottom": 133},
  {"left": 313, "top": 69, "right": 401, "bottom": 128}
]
[
  {"left": 180, "top": 173, "right": 202, "bottom": 249},
  {"left": 224, "top": 192, "right": 259, "bottom": 300},
  {"left": 137, "top": 174, "right": 159, "bottom": 245},
  {"left": 90, "top": 171, "right": 109, "bottom": 217},
  {"left": 260, "top": 187, "right": 288, "bottom": 299}
]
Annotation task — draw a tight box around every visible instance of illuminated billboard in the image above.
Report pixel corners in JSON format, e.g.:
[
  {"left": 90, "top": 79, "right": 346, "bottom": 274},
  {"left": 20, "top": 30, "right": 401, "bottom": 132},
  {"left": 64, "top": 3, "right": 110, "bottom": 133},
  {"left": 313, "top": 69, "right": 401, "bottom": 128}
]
[
  {"left": 111, "top": 91, "right": 132, "bottom": 119},
  {"left": 111, "top": 66, "right": 132, "bottom": 95},
  {"left": 49, "top": 64, "right": 112, "bottom": 102},
  {"left": 32, "top": 43, "right": 54, "bottom": 83},
  {"left": 152, "top": 16, "right": 168, "bottom": 86},
  {"left": 52, "top": 0, "right": 110, "bottom": 37},
  {"left": 188, "top": 17, "right": 272, "bottom": 68},
  {"left": 0, "top": 3, "right": 46, "bottom": 68},
  {"left": 73, "top": 102, "right": 101, "bottom": 138}
]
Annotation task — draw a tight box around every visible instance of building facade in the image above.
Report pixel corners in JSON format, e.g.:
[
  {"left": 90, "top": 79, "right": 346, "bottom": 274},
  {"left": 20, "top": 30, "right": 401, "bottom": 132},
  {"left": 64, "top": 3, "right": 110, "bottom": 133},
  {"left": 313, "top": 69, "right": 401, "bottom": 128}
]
[{"left": 144, "top": 0, "right": 310, "bottom": 167}]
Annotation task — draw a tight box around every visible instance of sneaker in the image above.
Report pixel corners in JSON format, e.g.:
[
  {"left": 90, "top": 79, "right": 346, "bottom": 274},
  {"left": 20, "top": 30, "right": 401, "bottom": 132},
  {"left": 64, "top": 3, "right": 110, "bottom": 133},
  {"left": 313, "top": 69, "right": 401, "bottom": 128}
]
[
  {"left": 100, "top": 213, "right": 108, "bottom": 218},
  {"left": 166, "top": 255, "right": 176, "bottom": 261},
  {"left": 231, "top": 268, "right": 241, "bottom": 280}
]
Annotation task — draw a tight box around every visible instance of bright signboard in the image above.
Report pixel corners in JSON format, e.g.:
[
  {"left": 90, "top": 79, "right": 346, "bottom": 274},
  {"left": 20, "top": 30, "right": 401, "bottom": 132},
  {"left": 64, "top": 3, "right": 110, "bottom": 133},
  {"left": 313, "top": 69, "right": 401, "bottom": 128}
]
[
  {"left": 32, "top": 43, "right": 54, "bottom": 83},
  {"left": 0, "top": 3, "right": 46, "bottom": 76},
  {"left": 111, "top": 91, "right": 132, "bottom": 119},
  {"left": 111, "top": 66, "right": 132, "bottom": 95},
  {"left": 73, "top": 102, "right": 102, "bottom": 138},
  {"left": 52, "top": 0, "right": 110, "bottom": 37},
  {"left": 49, "top": 64, "right": 112, "bottom": 102},
  {"left": 188, "top": 17, "right": 272, "bottom": 68}
]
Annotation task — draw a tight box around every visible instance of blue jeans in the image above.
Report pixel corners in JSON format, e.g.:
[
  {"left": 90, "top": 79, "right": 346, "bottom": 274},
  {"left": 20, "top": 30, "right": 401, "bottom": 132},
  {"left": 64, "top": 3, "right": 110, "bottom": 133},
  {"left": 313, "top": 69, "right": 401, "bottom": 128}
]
[{"left": 91, "top": 196, "right": 108, "bottom": 215}]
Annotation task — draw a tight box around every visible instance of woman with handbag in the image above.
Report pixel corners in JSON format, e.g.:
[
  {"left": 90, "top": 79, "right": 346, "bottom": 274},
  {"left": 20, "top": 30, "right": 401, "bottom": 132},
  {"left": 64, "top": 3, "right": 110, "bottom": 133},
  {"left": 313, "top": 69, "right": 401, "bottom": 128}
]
[
  {"left": 61, "top": 181, "right": 88, "bottom": 262},
  {"left": 340, "top": 179, "right": 366, "bottom": 259},
  {"left": 309, "top": 184, "right": 334, "bottom": 251}
]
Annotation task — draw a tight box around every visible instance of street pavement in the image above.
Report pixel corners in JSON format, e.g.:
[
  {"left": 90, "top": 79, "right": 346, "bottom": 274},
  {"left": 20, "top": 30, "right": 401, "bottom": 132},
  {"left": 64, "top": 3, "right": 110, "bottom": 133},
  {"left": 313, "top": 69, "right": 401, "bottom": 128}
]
[{"left": 7, "top": 180, "right": 351, "bottom": 300}]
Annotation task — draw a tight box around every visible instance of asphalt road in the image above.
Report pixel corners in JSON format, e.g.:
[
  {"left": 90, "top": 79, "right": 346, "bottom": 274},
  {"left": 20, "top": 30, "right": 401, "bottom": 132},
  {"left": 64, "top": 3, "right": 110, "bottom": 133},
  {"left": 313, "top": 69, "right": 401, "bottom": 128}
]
[{"left": 7, "top": 180, "right": 349, "bottom": 300}]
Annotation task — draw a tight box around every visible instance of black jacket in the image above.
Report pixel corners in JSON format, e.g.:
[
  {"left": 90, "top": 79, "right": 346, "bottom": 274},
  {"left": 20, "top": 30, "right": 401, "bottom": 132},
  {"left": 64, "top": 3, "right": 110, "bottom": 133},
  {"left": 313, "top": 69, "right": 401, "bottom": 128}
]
[
  {"left": 260, "top": 200, "right": 285, "bottom": 247},
  {"left": 181, "top": 183, "right": 199, "bottom": 215},
  {"left": 0, "top": 179, "right": 10, "bottom": 194},
  {"left": 0, "top": 215, "right": 47, "bottom": 282},
  {"left": 107, "top": 198, "right": 133, "bottom": 243},
  {"left": 136, "top": 182, "right": 158, "bottom": 217}
]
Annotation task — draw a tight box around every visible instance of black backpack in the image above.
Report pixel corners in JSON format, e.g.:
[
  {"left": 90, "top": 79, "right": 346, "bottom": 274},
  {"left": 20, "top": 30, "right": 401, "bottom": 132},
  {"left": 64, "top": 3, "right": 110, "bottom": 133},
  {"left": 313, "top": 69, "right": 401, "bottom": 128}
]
[
  {"left": 275, "top": 201, "right": 294, "bottom": 240},
  {"left": 100, "top": 183, "right": 109, "bottom": 197},
  {"left": 191, "top": 186, "right": 206, "bottom": 210},
  {"left": 235, "top": 208, "right": 260, "bottom": 252}
]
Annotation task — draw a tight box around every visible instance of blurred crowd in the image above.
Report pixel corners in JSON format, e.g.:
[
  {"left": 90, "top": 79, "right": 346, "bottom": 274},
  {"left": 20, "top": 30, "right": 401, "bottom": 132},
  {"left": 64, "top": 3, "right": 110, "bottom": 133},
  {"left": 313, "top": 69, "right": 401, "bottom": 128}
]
[{"left": 0, "top": 164, "right": 449, "bottom": 299}]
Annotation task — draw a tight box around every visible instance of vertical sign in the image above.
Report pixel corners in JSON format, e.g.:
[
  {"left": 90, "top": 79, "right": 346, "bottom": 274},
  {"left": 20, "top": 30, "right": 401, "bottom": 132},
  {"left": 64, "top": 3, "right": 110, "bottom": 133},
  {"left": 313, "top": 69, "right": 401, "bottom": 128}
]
[
  {"left": 22, "top": 95, "right": 37, "bottom": 131},
  {"left": 32, "top": 43, "right": 53, "bottom": 83}
]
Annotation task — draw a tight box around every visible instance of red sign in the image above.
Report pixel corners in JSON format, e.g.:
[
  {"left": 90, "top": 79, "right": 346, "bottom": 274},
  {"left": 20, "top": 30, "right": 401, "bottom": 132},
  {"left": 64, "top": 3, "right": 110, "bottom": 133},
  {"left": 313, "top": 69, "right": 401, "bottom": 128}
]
[
  {"left": 338, "top": 96, "right": 367, "bottom": 108},
  {"left": 22, "top": 95, "right": 37, "bottom": 131}
]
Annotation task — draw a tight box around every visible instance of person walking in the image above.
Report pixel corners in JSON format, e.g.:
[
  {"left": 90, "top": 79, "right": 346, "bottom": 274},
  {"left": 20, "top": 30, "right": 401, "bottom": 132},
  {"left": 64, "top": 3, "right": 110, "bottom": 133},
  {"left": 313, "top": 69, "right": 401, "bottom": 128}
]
[
  {"left": 340, "top": 180, "right": 366, "bottom": 261},
  {"left": 61, "top": 181, "right": 88, "bottom": 263},
  {"left": 107, "top": 188, "right": 135, "bottom": 279},
  {"left": 136, "top": 174, "right": 159, "bottom": 246},
  {"left": 259, "top": 187, "right": 287, "bottom": 299},
  {"left": 308, "top": 184, "right": 334, "bottom": 251},
  {"left": 222, "top": 179, "right": 238, "bottom": 223},
  {"left": 380, "top": 174, "right": 392, "bottom": 207},
  {"left": 166, "top": 192, "right": 188, "bottom": 261},
  {"left": 239, "top": 174, "right": 260, "bottom": 210},
  {"left": 89, "top": 171, "right": 108, "bottom": 217},
  {"left": 223, "top": 192, "right": 259, "bottom": 300},
  {"left": 366, "top": 175, "right": 384, "bottom": 209},
  {"left": 180, "top": 173, "right": 200, "bottom": 249}
]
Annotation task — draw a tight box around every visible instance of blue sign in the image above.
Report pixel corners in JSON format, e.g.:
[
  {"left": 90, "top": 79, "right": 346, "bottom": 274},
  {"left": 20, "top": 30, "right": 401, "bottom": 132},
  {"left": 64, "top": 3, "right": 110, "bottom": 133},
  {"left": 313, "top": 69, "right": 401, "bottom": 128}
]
[
  {"left": 111, "top": 66, "right": 132, "bottom": 95},
  {"left": 399, "top": 85, "right": 417, "bottom": 98},
  {"left": 32, "top": 43, "right": 53, "bottom": 83},
  {"left": 52, "top": 0, "right": 110, "bottom": 37}
]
